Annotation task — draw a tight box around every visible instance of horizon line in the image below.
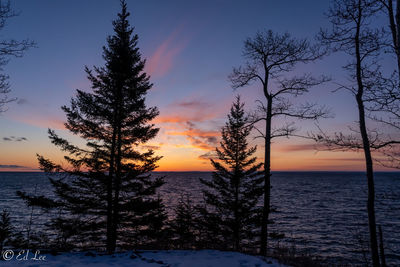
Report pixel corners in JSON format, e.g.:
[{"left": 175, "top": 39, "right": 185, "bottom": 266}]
[{"left": 1, "top": 170, "right": 399, "bottom": 173}]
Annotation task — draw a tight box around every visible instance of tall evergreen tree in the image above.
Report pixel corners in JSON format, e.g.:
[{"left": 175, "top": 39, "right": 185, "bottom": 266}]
[
  {"left": 199, "top": 96, "right": 264, "bottom": 252},
  {"left": 18, "top": 0, "right": 163, "bottom": 253}
]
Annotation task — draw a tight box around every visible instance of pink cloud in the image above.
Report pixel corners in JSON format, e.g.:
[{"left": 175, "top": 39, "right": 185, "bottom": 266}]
[
  {"left": 153, "top": 97, "right": 229, "bottom": 125},
  {"left": 198, "top": 151, "right": 219, "bottom": 161},
  {"left": 167, "top": 121, "right": 220, "bottom": 150},
  {"left": 145, "top": 27, "right": 188, "bottom": 78},
  {"left": 151, "top": 96, "right": 236, "bottom": 151},
  {"left": 153, "top": 113, "right": 216, "bottom": 124}
]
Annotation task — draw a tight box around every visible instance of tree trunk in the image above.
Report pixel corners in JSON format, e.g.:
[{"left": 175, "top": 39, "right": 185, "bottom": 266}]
[
  {"left": 396, "top": 0, "right": 400, "bottom": 77},
  {"left": 355, "top": 7, "right": 380, "bottom": 265},
  {"left": 357, "top": 94, "right": 380, "bottom": 267},
  {"left": 260, "top": 96, "right": 272, "bottom": 256},
  {"left": 106, "top": 126, "right": 117, "bottom": 254},
  {"left": 234, "top": 172, "right": 240, "bottom": 251},
  {"left": 379, "top": 225, "right": 386, "bottom": 267},
  {"left": 110, "top": 84, "right": 123, "bottom": 253},
  {"left": 233, "top": 173, "right": 239, "bottom": 251},
  {"left": 233, "top": 124, "right": 241, "bottom": 251},
  {"left": 111, "top": 114, "right": 122, "bottom": 253}
]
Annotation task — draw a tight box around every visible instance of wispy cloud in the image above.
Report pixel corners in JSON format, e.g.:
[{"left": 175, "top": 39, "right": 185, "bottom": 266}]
[
  {"left": 198, "top": 151, "right": 218, "bottom": 160},
  {"left": 317, "top": 157, "right": 365, "bottom": 162},
  {"left": 153, "top": 98, "right": 219, "bottom": 124},
  {"left": 168, "top": 121, "right": 220, "bottom": 150},
  {"left": 152, "top": 96, "right": 227, "bottom": 153},
  {"left": 175, "top": 100, "right": 212, "bottom": 109},
  {"left": 0, "top": 164, "right": 29, "bottom": 169},
  {"left": 2, "top": 136, "right": 28, "bottom": 142},
  {"left": 279, "top": 143, "right": 323, "bottom": 152},
  {"left": 154, "top": 115, "right": 195, "bottom": 124},
  {"left": 154, "top": 113, "right": 217, "bottom": 124},
  {"left": 145, "top": 27, "right": 189, "bottom": 78}
]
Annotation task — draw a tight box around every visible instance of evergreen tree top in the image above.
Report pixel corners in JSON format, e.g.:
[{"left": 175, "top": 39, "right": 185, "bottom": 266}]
[{"left": 199, "top": 95, "right": 263, "bottom": 251}]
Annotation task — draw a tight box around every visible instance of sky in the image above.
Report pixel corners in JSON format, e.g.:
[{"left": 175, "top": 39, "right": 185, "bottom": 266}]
[{"left": 0, "top": 0, "right": 396, "bottom": 172}]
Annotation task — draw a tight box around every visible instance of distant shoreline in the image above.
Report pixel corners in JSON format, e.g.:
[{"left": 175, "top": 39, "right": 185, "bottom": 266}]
[{"left": 1, "top": 170, "right": 400, "bottom": 173}]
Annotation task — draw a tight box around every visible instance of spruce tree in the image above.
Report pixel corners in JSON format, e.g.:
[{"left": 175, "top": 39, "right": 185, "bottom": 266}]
[
  {"left": 137, "top": 195, "right": 169, "bottom": 249},
  {"left": 18, "top": 0, "right": 163, "bottom": 253},
  {"left": 0, "top": 210, "right": 12, "bottom": 253},
  {"left": 170, "top": 193, "right": 197, "bottom": 249},
  {"left": 199, "top": 96, "right": 264, "bottom": 252}
]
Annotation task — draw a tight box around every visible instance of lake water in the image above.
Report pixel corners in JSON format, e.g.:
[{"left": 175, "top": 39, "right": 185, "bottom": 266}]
[{"left": 0, "top": 171, "right": 399, "bottom": 266}]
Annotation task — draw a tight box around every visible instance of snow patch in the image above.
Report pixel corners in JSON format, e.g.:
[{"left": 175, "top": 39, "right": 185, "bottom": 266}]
[{"left": 0, "top": 249, "right": 288, "bottom": 267}]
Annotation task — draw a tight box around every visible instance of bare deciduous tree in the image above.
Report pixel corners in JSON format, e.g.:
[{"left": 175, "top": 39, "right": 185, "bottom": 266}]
[
  {"left": 315, "top": 0, "right": 392, "bottom": 265},
  {"left": 229, "top": 30, "right": 329, "bottom": 256},
  {"left": 365, "top": 0, "right": 400, "bottom": 169},
  {"left": 0, "top": 1, "right": 35, "bottom": 113},
  {"left": 379, "top": 0, "right": 400, "bottom": 77}
]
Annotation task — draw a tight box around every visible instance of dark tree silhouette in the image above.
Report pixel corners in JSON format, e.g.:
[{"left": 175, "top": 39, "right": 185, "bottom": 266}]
[
  {"left": 0, "top": 0, "right": 34, "bottom": 113},
  {"left": 18, "top": 0, "right": 163, "bottom": 253},
  {"left": 137, "top": 195, "right": 169, "bottom": 249},
  {"left": 364, "top": 74, "right": 400, "bottom": 170},
  {"left": 379, "top": 0, "right": 400, "bottom": 78},
  {"left": 363, "top": 0, "right": 400, "bottom": 169},
  {"left": 315, "top": 0, "right": 389, "bottom": 265},
  {"left": 0, "top": 210, "right": 12, "bottom": 253},
  {"left": 229, "top": 30, "right": 329, "bottom": 256},
  {"left": 170, "top": 193, "right": 197, "bottom": 249},
  {"left": 199, "top": 96, "right": 264, "bottom": 252}
]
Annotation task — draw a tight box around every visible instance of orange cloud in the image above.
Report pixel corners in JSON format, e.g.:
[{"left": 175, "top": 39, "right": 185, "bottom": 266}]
[
  {"left": 153, "top": 98, "right": 221, "bottom": 125},
  {"left": 151, "top": 97, "right": 227, "bottom": 155},
  {"left": 141, "top": 144, "right": 163, "bottom": 151},
  {"left": 167, "top": 121, "right": 220, "bottom": 150},
  {"left": 153, "top": 113, "right": 217, "bottom": 124},
  {"left": 198, "top": 151, "right": 218, "bottom": 161},
  {"left": 145, "top": 27, "right": 188, "bottom": 78},
  {"left": 153, "top": 115, "right": 191, "bottom": 124}
]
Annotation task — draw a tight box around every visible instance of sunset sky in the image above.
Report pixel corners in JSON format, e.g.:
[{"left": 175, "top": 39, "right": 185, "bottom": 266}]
[{"left": 0, "top": 0, "right": 395, "bottom": 172}]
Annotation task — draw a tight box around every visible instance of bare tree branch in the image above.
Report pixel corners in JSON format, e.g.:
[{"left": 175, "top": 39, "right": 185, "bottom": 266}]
[
  {"left": 0, "top": 1, "right": 35, "bottom": 113},
  {"left": 229, "top": 29, "right": 329, "bottom": 255}
]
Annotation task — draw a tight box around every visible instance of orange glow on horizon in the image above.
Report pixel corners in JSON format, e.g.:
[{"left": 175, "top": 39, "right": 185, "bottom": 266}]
[
  {"left": 1, "top": 116, "right": 395, "bottom": 172},
  {"left": 1, "top": 145, "right": 391, "bottom": 173}
]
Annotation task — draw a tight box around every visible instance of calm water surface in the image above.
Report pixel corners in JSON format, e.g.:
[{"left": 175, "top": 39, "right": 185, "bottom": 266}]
[{"left": 0, "top": 171, "right": 399, "bottom": 265}]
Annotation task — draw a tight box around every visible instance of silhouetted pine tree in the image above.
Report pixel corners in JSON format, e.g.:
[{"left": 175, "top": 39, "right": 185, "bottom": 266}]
[
  {"left": 0, "top": 210, "right": 12, "bottom": 253},
  {"left": 136, "top": 195, "right": 169, "bottom": 249},
  {"left": 170, "top": 193, "right": 197, "bottom": 249},
  {"left": 199, "top": 96, "right": 264, "bottom": 252},
  {"left": 17, "top": 0, "right": 163, "bottom": 253}
]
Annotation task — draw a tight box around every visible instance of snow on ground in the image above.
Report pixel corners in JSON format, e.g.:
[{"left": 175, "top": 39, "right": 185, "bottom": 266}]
[{"left": 0, "top": 249, "right": 288, "bottom": 267}]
